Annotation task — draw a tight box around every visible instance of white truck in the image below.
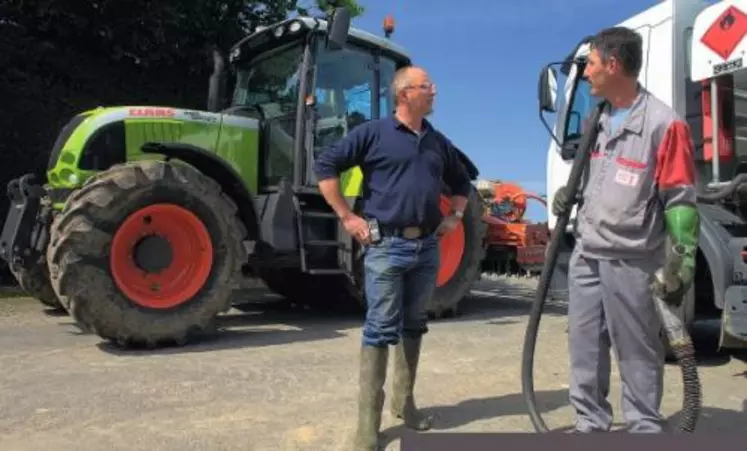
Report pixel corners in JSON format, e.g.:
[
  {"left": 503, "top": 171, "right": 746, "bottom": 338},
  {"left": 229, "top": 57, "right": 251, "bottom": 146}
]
[{"left": 540, "top": 0, "right": 747, "bottom": 350}]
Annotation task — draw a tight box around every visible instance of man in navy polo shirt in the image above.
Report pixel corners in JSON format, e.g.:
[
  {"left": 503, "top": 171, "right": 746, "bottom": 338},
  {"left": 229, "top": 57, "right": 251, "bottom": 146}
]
[{"left": 314, "top": 65, "right": 472, "bottom": 450}]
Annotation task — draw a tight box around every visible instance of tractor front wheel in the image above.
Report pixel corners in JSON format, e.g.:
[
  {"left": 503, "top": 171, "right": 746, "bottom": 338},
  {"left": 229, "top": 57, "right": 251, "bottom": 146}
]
[
  {"left": 10, "top": 261, "right": 62, "bottom": 310},
  {"left": 46, "top": 160, "right": 246, "bottom": 347}
]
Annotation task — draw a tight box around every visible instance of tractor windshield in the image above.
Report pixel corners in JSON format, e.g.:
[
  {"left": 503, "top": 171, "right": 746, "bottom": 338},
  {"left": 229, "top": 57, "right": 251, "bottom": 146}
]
[{"left": 312, "top": 41, "right": 398, "bottom": 152}]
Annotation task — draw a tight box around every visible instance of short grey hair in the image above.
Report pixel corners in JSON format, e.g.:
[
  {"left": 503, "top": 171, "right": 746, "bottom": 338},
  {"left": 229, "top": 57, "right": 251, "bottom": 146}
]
[
  {"left": 590, "top": 26, "right": 643, "bottom": 78},
  {"left": 391, "top": 66, "right": 417, "bottom": 105}
]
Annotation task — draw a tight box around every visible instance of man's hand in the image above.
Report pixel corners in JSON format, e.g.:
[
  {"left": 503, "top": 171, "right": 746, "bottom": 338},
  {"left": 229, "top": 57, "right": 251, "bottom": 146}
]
[
  {"left": 436, "top": 214, "right": 460, "bottom": 237},
  {"left": 552, "top": 185, "right": 575, "bottom": 217},
  {"left": 341, "top": 213, "right": 371, "bottom": 244}
]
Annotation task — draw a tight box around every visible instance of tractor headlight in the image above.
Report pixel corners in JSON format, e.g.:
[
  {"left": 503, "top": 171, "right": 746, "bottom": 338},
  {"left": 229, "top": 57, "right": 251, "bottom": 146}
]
[
  {"left": 288, "top": 21, "right": 302, "bottom": 33},
  {"left": 274, "top": 26, "right": 284, "bottom": 37}
]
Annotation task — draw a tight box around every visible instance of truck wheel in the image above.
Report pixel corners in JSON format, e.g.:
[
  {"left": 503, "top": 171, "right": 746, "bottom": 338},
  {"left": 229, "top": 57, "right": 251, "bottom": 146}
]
[
  {"left": 46, "top": 160, "right": 246, "bottom": 348},
  {"left": 10, "top": 261, "right": 62, "bottom": 310},
  {"left": 427, "top": 188, "right": 487, "bottom": 318}
]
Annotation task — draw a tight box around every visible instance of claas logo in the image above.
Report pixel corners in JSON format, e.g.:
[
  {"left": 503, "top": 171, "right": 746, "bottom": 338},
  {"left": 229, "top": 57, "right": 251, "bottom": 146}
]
[{"left": 128, "top": 108, "right": 176, "bottom": 117}]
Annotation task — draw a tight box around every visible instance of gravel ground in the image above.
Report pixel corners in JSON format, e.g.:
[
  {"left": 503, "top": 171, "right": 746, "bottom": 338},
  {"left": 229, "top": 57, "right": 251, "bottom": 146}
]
[{"left": 0, "top": 276, "right": 745, "bottom": 451}]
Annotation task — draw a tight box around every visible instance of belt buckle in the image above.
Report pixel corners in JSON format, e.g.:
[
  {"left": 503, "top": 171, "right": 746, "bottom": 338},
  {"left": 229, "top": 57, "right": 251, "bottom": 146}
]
[{"left": 402, "top": 226, "right": 421, "bottom": 239}]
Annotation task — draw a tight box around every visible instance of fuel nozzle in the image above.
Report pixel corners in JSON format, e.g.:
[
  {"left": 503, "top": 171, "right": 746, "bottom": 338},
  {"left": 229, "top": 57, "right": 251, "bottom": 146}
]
[{"left": 656, "top": 243, "right": 687, "bottom": 293}]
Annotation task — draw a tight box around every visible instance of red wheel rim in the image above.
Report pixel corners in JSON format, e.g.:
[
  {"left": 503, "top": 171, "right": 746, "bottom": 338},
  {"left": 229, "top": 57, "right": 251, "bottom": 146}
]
[
  {"left": 437, "top": 195, "right": 465, "bottom": 287},
  {"left": 109, "top": 204, "right": 214, "bottom": 309}
]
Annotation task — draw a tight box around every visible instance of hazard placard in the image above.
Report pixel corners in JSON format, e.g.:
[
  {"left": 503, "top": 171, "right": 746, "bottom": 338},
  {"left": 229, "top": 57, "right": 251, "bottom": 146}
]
[{"left": 691, "top": 1, "right": 747, "bottom": 81}]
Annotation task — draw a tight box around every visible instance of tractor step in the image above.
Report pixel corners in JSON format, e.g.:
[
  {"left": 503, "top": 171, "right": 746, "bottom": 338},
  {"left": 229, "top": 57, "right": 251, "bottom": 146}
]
[
  {"left": 292, "top": 192, "right": 351, "bottom": 275},
  {"left": 307, "top": 268, "right": 347, "bottom": 275},
  {"left": 302, "top": 211, "right": 338, "bottom": 219},
  {"left": 306, "top": 240, "right": 343, "bottom": 247}
]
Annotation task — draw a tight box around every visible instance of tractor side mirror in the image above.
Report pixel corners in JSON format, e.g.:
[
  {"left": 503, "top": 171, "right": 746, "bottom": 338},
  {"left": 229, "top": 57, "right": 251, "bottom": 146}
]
[
  {"left": 538, "top": 65, "right": 558, "bottom": 113},
  {"left": 327, "top": 7, "right": 351, "bottom": 50},
  {"left": 207, "top": 48, "right": 226, "bottom": 112}
]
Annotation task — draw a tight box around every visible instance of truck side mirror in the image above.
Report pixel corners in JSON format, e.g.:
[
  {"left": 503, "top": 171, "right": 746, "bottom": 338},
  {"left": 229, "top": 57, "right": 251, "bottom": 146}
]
[
  {"left": 538, "top": 65, "right": 558, "bottom": 113},
  {"left": 327, "top": 7, "right": 351, "bottom": 50}
]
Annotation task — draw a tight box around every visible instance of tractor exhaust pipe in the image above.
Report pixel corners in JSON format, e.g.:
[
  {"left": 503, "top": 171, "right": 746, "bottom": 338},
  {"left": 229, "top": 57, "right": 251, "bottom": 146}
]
[{"left": 207, "top": 48, "right": 226, "bottom": 113}]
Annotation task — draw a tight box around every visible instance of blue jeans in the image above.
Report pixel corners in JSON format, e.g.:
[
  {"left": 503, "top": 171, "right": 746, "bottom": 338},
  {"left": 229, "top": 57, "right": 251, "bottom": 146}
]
[{"left": 361, "top": 233, "right": 440, "bottom": 347}]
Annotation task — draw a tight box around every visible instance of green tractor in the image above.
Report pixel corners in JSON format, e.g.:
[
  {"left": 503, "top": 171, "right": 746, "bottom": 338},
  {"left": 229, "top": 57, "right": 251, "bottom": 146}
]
[{"left": 0, "top": 8, "right": 487, "bottom": 347}]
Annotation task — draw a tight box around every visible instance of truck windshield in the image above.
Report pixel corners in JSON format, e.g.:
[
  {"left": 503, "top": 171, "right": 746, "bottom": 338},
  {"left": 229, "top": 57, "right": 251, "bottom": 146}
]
[
  {"left": 564, "top": 77, "right": 600, "bottom": 142},
  {"left": 231, "top": 41, "right": 305, "bottom": 121}
]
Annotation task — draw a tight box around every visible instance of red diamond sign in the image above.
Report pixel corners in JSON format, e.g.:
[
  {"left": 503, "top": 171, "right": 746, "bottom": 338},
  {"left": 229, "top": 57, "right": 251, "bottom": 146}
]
[{"left": 700, "top": 5, "right": 747, "bottom": 60}]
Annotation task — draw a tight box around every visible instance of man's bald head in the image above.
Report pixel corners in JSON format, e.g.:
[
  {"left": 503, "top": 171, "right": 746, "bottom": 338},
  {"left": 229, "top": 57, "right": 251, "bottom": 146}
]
[{"left": 391, "top": 66, "right": 436, "bottom": 117}]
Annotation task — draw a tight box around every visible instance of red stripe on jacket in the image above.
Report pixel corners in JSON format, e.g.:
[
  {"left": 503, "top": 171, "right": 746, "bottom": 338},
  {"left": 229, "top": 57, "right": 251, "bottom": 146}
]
[{"left": 655, "top": 121, "right": 696, "bottom": 190}]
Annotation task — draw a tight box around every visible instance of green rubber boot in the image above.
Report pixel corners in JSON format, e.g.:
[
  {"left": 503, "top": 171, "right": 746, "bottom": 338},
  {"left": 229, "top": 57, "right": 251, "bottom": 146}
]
[
  {"left": 353, "top": 345, "right": 389, "bottom": 451},
  {"left": 390, "top": 337, "right": 433, "bottom": 430}
]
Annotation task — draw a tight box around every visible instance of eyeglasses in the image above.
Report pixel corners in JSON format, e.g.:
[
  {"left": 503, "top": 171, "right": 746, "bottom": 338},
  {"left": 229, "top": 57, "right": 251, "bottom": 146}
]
[{"left": 405, "top": 82, "right": 436, "bottom": 91}]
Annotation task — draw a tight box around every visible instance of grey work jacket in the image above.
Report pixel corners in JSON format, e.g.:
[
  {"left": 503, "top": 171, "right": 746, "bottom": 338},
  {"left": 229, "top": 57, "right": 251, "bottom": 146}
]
[{"left": 576, "top": 87, "right": 698, "bottom": 261}]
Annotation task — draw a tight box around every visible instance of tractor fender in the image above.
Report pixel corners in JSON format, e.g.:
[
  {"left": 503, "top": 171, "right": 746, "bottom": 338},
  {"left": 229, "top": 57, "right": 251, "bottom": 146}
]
[
  {"left": 141, "top": 142, "right": 260, "bottom": 240},
  {"left": 697, "top": 203, "right": 745, "bottom": 310}
]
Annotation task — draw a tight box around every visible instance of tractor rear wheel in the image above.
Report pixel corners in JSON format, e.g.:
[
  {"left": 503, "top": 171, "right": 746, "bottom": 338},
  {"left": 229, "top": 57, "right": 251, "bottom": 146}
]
[
  {"left": 10, "top": 260, "right": 62, "bottom": 310},
  {"left": 46, "top": 160, "right": 246, "bottom": 347},
  {"left": 427, "top": 188, "right": 487, "bottom": 318}
]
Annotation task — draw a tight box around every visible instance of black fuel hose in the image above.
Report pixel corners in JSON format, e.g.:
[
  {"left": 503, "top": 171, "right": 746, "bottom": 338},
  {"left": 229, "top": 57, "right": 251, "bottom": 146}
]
[{"left": 521, "top": 99, "right": 704, "bottom": 434}]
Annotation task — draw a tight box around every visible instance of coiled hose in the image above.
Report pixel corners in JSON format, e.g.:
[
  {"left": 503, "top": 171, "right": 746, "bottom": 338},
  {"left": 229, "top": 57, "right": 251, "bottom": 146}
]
[{"left": 521, "top": 99, "right": 711, "bottom": 434}]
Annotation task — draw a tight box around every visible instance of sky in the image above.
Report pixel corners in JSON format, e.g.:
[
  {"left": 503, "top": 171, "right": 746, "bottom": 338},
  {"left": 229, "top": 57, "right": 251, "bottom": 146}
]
[{"left": 346, "top": 0, "right": 687, "bottom": 222}]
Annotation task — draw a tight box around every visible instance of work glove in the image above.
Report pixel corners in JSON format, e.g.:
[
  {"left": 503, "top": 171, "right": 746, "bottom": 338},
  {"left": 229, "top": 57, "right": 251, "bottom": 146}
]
[
  {"left": 651, "top": 205, "right": 700, "bottom": 307},
  {"left": 551, "top": 185, "right": 575, "bottom": 217}
]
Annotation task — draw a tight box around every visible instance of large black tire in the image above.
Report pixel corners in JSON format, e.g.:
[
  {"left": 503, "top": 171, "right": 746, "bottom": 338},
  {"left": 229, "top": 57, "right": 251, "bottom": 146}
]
[
  {"left": 46, "top": 160, "right": 247, "bottom": 348},
  {"left": 426, "top": 188, "right": 487, "bottom": 318},
  {"left": 9, "top": 260, "right": 62, "bottom": 310}
]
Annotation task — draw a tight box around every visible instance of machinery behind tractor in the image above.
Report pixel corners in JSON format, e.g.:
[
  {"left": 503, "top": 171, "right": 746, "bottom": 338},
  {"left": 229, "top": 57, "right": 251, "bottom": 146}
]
[
  {"left": 0, "top": 8, "right": 488, "bottom": 347},
  {"left": 475, "top": 180, "right": 549, "bottom": 277}
]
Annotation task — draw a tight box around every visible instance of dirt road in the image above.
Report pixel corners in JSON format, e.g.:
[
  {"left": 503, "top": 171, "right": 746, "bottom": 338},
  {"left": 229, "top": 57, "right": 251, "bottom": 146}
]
[{"left": 0, "top": 277, "right": 745, "bottom": 450}]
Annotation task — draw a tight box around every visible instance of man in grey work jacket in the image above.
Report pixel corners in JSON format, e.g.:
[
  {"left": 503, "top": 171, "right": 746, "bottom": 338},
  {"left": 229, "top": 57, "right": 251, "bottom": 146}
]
[
  {"left": 313, "top": 66, "right": 473, "bottom": 450},
  {"left": 553, "top": 27, "right": 700, "bottom": 433}
]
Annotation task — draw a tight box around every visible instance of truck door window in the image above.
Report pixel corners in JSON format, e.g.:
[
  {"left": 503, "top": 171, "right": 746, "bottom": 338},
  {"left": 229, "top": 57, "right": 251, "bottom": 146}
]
[{"left": 564, "top": 78, "right": 600, "bottom": 142}]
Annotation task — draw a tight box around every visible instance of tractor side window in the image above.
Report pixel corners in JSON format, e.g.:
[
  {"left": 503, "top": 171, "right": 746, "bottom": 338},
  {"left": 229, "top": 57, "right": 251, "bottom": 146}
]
[
  {"left": 232, "top": 42, "right": 304, "bottom": 186},
  {"left": 564, "top": 78, "right": 600, "bottom": 142},
  {"left": 313, "top": 44, "right": 375, "bottom": 153}
]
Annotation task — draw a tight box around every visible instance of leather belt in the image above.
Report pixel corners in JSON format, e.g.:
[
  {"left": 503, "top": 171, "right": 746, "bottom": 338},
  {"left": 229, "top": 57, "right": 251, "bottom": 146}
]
[{"left": 379, "top": 225, "right": 434, "bottom": 239}]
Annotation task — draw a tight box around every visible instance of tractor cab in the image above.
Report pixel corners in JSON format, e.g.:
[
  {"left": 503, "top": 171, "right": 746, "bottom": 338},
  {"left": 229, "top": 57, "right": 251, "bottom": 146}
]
[
  {"left": 210, "top": 9, "right": 409, "bottom": 192},
  {"left": 201, "top": 9, "right": 413, "bottom": 278}
]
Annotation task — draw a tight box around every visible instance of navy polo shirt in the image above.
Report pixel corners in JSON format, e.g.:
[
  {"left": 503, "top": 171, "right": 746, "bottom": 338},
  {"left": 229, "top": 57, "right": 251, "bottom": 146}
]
[{"left": 313, "top": 116, "right": 473, "bottom": 230}]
